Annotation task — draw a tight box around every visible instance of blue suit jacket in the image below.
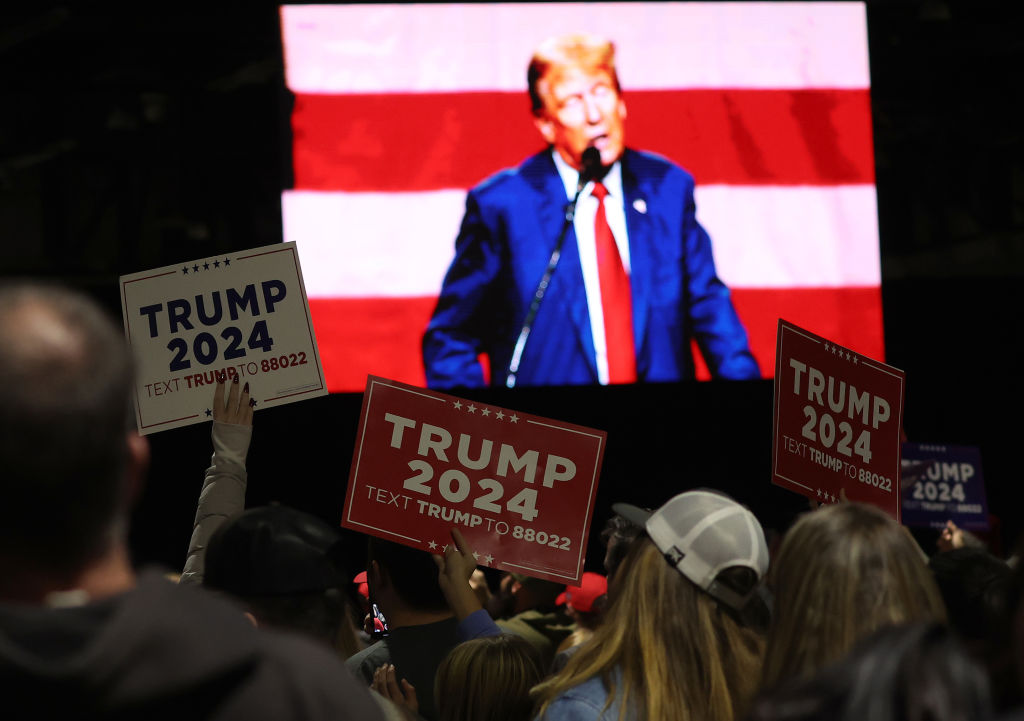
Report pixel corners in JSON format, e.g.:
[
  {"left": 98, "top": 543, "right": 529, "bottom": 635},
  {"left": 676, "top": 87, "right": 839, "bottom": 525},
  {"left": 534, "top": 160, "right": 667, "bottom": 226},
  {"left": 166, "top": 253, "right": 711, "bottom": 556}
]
[{"left": 422, "top": 148, "right": 759, "bottom": 389}]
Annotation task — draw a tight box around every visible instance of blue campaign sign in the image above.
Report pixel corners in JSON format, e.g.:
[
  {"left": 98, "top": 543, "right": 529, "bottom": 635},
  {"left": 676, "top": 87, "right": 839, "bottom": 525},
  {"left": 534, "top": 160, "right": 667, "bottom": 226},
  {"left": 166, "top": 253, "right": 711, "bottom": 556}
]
[{"left": 900, "top": 443, "right": 989, "bottom": 531}]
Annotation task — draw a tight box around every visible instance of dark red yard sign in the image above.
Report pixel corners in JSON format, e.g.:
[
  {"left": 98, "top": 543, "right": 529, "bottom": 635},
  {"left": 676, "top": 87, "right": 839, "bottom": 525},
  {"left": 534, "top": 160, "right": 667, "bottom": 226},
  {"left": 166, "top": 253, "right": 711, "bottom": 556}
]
[
  {"left": 343, "top": 376, "right": 607, "bottom": 584},
  {"left": 772, "top": 320, "right": 905, "bottom": 520}
]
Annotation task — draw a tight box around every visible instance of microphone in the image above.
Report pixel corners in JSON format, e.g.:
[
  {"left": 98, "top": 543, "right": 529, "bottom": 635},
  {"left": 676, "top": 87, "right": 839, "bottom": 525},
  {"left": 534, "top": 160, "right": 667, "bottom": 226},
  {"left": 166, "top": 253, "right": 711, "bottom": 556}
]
[
  {"left": 577, "top": 146, "right": 603, "bottom": 191},
  {"left": 505, "top": 146, "right": 604, "bottom": 388}
]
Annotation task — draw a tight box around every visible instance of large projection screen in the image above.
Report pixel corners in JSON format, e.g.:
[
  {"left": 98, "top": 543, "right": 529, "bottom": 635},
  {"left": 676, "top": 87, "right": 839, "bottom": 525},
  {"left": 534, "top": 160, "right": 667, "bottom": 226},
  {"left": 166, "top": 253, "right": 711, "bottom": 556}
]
[{"left": 280, "top": 2, "right": 882, "bottom": 392}]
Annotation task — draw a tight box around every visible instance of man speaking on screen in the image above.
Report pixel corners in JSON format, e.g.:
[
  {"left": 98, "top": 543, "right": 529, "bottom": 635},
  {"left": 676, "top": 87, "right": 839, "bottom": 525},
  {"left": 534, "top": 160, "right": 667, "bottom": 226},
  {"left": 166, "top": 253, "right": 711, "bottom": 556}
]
[{"left": 422, "top": 32, "right": 759, "bottom": 390}]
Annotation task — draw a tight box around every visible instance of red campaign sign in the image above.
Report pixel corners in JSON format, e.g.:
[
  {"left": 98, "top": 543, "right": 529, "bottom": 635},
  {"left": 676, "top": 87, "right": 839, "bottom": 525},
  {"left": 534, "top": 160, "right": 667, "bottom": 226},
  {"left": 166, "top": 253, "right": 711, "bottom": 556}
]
[
  {"left": 772, "top": 320, "right": 905, "bottom": 520},
  {"left": 343, "top": 376, "right": 607, "bottom": 585}
]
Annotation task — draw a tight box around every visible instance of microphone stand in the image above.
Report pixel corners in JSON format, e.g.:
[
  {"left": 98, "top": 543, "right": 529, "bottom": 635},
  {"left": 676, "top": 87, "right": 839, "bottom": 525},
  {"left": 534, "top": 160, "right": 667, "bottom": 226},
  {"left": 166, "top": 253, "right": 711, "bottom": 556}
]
[{"left": 505, "top": 164, "right": 594, "bottom": 389}]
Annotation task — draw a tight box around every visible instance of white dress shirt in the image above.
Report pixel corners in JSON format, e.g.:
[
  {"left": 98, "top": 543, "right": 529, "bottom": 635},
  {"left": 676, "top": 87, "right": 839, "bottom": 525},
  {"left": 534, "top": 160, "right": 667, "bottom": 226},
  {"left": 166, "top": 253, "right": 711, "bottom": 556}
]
[{"left": 551, "top": 150, "right": 631, "bottom": 386}]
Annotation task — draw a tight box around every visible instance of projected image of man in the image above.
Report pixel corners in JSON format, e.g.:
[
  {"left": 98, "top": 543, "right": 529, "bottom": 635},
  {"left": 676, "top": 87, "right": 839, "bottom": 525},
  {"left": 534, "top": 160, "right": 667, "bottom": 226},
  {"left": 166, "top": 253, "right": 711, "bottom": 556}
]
[{"left": 422, "top": 32, "right": 760, "bottom": 389}]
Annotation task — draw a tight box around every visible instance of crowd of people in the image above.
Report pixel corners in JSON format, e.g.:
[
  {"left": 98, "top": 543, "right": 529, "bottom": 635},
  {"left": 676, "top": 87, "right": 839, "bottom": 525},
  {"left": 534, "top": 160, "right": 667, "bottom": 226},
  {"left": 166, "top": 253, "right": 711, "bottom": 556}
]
[{"left": 3, "top": 279, "right": 1024, "bottom": 721}]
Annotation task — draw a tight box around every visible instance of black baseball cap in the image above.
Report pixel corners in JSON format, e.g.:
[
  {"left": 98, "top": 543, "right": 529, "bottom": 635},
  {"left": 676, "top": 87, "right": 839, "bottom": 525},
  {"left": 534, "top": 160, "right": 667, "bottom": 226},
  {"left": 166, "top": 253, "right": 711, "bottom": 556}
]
[{"left": 203, "top": 504, "right": 346, "bottom": 597}]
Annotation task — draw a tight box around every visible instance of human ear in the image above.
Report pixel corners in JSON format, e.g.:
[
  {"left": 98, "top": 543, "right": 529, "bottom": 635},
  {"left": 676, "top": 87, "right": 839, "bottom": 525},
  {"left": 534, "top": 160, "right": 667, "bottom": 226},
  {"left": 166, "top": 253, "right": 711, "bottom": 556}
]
[
  {"left": 369, "top": 559, "right": 389, "bottom": 593},
  {"left": 123, "top": 432, "right": 150, "bottom": 509},
  {"left": 533, "top": 114, "right": 556, "bottom": 145}
]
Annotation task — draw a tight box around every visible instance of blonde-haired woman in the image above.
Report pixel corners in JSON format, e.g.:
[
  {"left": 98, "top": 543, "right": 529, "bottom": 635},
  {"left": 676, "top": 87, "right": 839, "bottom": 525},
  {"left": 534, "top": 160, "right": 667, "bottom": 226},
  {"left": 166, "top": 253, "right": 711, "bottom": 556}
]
[
  {"left": 532, "top": 490, "right": 770, "bottom": 721},
  {"left": 435, "top": 633, "right": 545, "bottom": 721},
  {"left": 759, "top": 501, "right": 947, "bottom": 693}
]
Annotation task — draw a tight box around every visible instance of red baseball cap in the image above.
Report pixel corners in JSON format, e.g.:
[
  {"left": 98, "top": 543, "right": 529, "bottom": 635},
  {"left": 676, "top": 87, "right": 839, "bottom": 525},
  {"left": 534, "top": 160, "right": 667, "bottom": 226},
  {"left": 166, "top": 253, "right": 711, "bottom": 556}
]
[
  {"left": 556, "top": 571, "right": 608, "bottom": 612},
  {"left": 353, "top": 570, "right": 369, "bottom": 599}
]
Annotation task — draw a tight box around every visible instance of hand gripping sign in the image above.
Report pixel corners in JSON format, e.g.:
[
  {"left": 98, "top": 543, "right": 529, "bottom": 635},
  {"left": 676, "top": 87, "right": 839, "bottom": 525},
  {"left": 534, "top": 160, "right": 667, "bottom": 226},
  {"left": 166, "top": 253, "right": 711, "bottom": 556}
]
[
  {"left": 343, "top": 376, "right": 607, "bottom": 585},
  {"left": 772, "top": 319, "right": 905, "bottom": 520},
  {"left": 120, "top": 241, "right": 327, "bottom": 434}
]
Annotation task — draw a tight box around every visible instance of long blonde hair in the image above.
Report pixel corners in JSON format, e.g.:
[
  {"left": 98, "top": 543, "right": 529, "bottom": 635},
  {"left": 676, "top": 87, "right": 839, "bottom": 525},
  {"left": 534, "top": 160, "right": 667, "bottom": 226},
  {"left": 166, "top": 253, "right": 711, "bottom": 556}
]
[
  {"left": 435, "top": 634, "right": 545, "bottom": 721},
  {"left": 759, "top": 502, "right": 947, "bottom": 692},
  {"left": 532, "top": 538, "right": 764, "bottom": 721}
]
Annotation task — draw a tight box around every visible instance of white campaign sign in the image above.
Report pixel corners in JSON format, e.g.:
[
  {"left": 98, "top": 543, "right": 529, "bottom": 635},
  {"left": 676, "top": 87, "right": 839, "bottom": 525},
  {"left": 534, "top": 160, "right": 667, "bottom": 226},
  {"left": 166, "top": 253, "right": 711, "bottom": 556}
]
[{"left": 120, "top": 242, "right": 327, "bottom": 434}]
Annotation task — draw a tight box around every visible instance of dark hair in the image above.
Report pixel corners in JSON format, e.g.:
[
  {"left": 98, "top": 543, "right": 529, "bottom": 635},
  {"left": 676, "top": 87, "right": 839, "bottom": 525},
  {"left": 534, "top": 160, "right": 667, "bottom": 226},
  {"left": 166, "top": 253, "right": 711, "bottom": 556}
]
[
  {"left": 744, "top": 622, "right": 992, "bottom": 721},
  {"left": 367, "top": 536, "right": 448, "bottom": 612},
  {"left": 435, "top": 634, "right": 545, "bottom": 721},
  {"left": 202, "top": 504, "right": 362, "bottom": 657},
  {"left": 600, "top": 512, "right": 646, "bottom": 581},
  {"left": 928, "top": 547, "right": 1016, "bottom": 712},
  {"left": 928, "top": 546, "right": 1012, "bottom": 643},
  {"left": 204, "top": 505, "right": 348, "bottom": 596},
  {"left": 232, "top": 588, "right": 360, "bottom": 658},
  {"left": 571, "top": 605, "right": 606, "bottom": 630},
  {"left": 716, "top": 566, "right": 771, "bottom": 632},
  {"left": 0, "top": 282, "right": 134, "bottom": 575},
  {"left": 511, "top": 574, "right": 565, "bottom": 610},
  {"left": 992, "top": 532, "right": 1024, "bottom": 712}
]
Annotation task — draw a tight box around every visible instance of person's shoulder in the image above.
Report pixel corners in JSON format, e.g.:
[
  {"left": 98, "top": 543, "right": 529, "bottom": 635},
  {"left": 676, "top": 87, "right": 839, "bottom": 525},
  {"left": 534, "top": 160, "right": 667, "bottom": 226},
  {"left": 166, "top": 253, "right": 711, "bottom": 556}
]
[
  {"left": 497, "top": 611, "right": 553, "bottom": 647},
  {"left": 550, "top": 639, "right": 581, "bottom": 673},
  {"left": 537, "top": 675, "right": 618, "bottom": 721},
  {"left": 236, "top": 629, "right": 387, "bottom": 720},
  {"left": 131, "top": 566, "right": 262, "bottom": 640},
  {"left": 107, "top": 571, "right": 386, "bottom": 720},
  {"left": 471, "top": 149, "right": 553, "bottom": 197},
  {"left": 345, "top": 637, "right": 390, "bottom": 676},
  {"left": 622, "top": 148, "right": 695, "bottom": 187}
]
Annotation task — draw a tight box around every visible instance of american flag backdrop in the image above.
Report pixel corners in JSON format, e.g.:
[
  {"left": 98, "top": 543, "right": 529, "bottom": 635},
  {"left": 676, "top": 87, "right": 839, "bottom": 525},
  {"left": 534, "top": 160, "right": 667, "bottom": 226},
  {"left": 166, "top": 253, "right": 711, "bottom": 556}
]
[{"left": 279, "top": 2, "right": 883, "bottom": 393}]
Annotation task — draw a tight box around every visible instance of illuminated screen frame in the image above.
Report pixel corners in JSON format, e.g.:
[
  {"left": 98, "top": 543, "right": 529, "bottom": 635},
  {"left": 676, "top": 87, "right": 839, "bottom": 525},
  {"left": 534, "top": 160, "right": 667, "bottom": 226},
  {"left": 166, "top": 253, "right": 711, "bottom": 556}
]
[{"left": 279, "top": 1, "right": 883, "bottom": 393}]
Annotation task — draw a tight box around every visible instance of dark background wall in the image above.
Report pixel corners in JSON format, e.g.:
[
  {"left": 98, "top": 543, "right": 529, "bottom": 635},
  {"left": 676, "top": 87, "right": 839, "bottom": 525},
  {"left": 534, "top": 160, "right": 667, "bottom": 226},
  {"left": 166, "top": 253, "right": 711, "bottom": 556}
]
[{"left": 2, "top": 2, "right": 1021, "bottom": 574}]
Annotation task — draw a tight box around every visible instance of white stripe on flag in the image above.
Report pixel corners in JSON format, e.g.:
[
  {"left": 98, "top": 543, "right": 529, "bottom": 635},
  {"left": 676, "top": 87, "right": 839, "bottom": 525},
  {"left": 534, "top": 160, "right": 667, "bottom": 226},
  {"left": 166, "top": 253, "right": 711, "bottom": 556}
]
[
  {"left": 281, "top": 2, "right": 870, "bottom": 94},
  {"left": 695, "top": 184, "right": 881, "bottom": 288},
  {"left": 283, "top": 184, "right": 880, "bottom": 298},
  {"left": 283, "top": 189, "right": 465, "bottom": 298}
]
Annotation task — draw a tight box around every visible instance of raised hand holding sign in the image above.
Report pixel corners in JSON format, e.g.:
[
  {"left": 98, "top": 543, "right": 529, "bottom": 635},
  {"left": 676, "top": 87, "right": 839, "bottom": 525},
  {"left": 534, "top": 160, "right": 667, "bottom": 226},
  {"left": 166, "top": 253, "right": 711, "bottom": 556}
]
[{"left": 120, "top": 242, "right": 326, "bottom": 434}]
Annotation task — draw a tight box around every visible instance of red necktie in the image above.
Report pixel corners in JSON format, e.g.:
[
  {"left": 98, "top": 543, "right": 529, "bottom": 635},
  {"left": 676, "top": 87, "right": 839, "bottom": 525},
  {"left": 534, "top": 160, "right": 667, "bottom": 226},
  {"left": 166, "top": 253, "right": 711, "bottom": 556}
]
[{"left": 591, "top": 182, "right": 637, "bottom": 383}]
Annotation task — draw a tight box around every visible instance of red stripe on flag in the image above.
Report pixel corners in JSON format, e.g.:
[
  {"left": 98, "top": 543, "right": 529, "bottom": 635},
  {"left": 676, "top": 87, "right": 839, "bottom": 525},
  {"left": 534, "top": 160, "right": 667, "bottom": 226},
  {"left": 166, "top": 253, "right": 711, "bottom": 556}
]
[
  {"left": 720, "top": 285, "right": 885, "bottom": 382},
  {"left": 311, "top": 288, "right": 883, "bottom": 393},
  {"left": 309, "top": 297, "right": 435, "bottom": 393},
  {"left": 291, "top": 88, "right": 874, "bottom": 191}
]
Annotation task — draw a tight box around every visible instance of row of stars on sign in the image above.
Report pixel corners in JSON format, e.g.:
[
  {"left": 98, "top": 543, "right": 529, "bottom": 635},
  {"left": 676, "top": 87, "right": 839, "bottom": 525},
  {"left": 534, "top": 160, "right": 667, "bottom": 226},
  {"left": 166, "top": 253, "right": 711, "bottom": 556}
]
[
  {"left": 823, "top": 342, "right": 858, "bottom": 364},
  {"left": 451, "top": 400, "right": 518, "bottom": 422},
  {"left": 816, "top": 488, "right": 839, "bottom": 503},
  {"left": 426, "top": 540, "right": 495, "bottom": 565},
  {"left": 182, "top": 258, "right": 232, "bottom": 274}
]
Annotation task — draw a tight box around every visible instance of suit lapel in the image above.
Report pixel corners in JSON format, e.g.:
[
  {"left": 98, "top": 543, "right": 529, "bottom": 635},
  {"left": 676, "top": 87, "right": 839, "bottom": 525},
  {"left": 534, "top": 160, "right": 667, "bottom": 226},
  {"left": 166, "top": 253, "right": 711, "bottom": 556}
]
[
  {"left": 621, "top": 150, "right": 653, "bottom": 364},
  {"left": 522, "top": 151, "right": 598, "bottom": 378}
]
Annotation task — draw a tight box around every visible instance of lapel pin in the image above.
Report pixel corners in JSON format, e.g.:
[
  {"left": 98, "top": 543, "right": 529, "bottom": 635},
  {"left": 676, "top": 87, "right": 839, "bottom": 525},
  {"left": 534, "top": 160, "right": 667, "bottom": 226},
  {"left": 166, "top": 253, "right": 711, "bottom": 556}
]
[{"left": 632, "top": 199, "right": 647, "bottom": 214}]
